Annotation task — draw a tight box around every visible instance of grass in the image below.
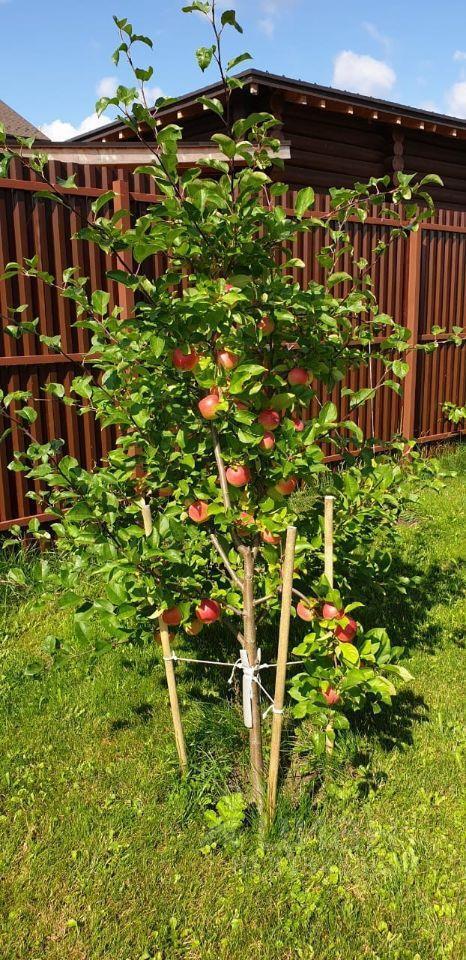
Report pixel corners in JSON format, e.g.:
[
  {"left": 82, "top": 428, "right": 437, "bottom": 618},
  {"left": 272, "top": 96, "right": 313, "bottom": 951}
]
[{"left": 0, "top": 446, "right": 465, "bottom": 960}]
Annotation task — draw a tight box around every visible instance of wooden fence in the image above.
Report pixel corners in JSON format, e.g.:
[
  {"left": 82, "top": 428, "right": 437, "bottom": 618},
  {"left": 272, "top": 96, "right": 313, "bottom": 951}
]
[{"left": 0, "top": 156, "right": 465, "bottom": 528}]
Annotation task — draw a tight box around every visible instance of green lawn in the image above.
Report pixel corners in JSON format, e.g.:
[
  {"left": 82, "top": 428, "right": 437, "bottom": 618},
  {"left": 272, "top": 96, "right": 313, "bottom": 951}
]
[{"left": 0, "top": 447, "right": 465, "bottom": 960}]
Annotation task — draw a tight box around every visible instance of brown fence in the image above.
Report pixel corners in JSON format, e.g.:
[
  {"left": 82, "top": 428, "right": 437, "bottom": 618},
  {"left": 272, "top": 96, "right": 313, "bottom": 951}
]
[{"left": 0, "top": 157, "right": 465, "bottom": 528}]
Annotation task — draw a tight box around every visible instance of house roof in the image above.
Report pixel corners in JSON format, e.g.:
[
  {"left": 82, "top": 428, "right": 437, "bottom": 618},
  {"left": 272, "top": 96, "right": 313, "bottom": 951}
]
[
  {"left": 0, "top": 99, "right": 48, "bottom": 140},
  {"left": 71, "top": 68, "right": 466, "bottom": 144}
]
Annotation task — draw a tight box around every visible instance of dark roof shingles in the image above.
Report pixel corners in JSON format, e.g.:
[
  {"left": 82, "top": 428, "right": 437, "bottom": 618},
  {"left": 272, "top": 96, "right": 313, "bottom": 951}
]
[{"left": 0, "top": 99, "right": 48, "bottom": 140}]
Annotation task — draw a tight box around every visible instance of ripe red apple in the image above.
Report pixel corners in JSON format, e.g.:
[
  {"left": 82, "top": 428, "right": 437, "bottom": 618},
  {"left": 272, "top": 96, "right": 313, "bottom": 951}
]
[
  {"left": 198, "top": 393, "right": 222, "bottom": 420},
  {"left": 185, "top": 619, "right": 203, "bottom": 636},
  {"left": 239, "top": 511, "right": 255, "bottom": 526},
  {"left": 172, "top": 347, "right": 199, "bottom": 371},
  {"left": 297, "top": 600, "right": 316, "bottom": 622},
  {"left": 188, "top": 500, "right": 209, "bottom": 523},
  {"left": 196, "top": 598, "right": 221, "bottom": 623},
  {"left": 262, "top": 530, "right": 281, "bottom": 545},
  {"left": 226, "top": 464, "right": 251, "bottom": 487},
  {"left": 162, "top": 606, "right": 182, "bottom": 626},
  {"left": 258, "top": 315, "right": 275, "bottom": 334},
  {"left": 260, "top": 431, "right": 276, "bottom": 452},
  {"left": 322, "top": 602, "right": 344, "bottom": 620},
  {"left": 323, "top": 685, "right": 341, "bottom": 706},
  {"left": 258, "top": 409, "right": 281, "bottom": 431},
  {"left": 275, "top": 476, "right": 297, "bottom": 496},
  {"left": 224, "top": 283, "right": 234, "bottom": 292},
  {"left": 288, "top": 367, "right": 309, "bottom": 386},
  {"left": 335, "top": 618, "right": 358, "bottom": 643},
  {"left": 291, "top": 414, "right": 305, "bottom": 432},
  {"left": 217, "top": 349, "right": 239, "bottom": 371}
]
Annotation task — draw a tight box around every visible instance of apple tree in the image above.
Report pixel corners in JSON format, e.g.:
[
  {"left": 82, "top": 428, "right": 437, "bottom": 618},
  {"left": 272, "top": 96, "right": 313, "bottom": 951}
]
[{"left": 0, "top": 3, "right": 442, "bottom": 806}]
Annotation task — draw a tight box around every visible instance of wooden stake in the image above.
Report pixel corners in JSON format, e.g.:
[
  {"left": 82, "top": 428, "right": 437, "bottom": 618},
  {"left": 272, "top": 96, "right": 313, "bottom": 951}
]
[
  {"left": 158, "top": 617, "right": 188, "bottom": 774},
  {"left": 267, "top": 525, "right": 297, "bottom": 823},
  {"left": 138, "top": 497, "right": 153, "bottom": 537},
  {"left": 324, "top": 496, "right": 335, "bottom": 754},
  {"left": 324, "top": 495, "right": 334, "bottom": 588}
]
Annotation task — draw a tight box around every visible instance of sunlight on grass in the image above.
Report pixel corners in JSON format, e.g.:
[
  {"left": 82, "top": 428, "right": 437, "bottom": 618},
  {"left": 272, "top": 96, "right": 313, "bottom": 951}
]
[{"left": 0, "top": 447, "right": 465, "bottom": 960}]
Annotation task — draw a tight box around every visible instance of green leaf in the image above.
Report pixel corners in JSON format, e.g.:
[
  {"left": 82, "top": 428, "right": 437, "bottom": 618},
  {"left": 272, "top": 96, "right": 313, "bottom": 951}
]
[
  {"left": 327, "top": 271, "right": 352, "bottom": 289},
  {"left": 197, "top": 97, "right": 224, "bottom": 117},
  {"left": 221, "top": 9, "right": 243, "bottom": 32},
  {"left": 338, "top": 643, "right": 360, "bottom": 666},
  {"left": 392, "top": 359, "right": 410, "bottom": 379},
  {"left": 295, "top": 187, "right": 315, "bottom": 218},
  {"left": 91, "top": 290, "right": 110, "bottom": 316},
  {"left": 196, "top": 45, "right": 215, "bottom": 72},
  {"left": 227, "top": 52, "right": 252, "bottom": 71},
  {"left": 91, "top": 190, "right": 116, "bottom": 216}
]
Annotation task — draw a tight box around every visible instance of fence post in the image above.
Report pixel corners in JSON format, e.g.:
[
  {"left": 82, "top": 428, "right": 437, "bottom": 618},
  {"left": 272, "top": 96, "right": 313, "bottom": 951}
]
[
  {"left": 402, "top": 227, "right": 422, "bottom": 440},
  {"left": 112, "top": 177, "right": 134, "bottom": 320}
]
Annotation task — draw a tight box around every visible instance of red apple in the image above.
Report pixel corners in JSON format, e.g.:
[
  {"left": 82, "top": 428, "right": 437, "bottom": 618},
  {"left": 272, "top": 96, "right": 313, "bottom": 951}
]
[
  {"left": 196, "top": 598, "right": 221, "bottom": 623},
  {"left": 297, "top": 600, "right": 316, "bottom": 622},
  {"left": 258, "top": 409, "right": 281, "bottom": 431},
  {"left": 162, "top": 606, "right": 182, "bottom": 626},
  {"left": 259, "top": 315, "right": 275, "bottom": 334},
  {"left": 335, "top": 618, "right": 358, "bottom": 643},
  {"left": 217, "top": 349, "right": 239, "bottom": 371},
  {"left": 262, "top": 530, "right": 281, "bottom": 545},
  {"left": 224, "top": 283, "right": 234, "bottom": 292},
  {"left": 172, "top": 347, "right": 199, "bottom": 371},
  {"left": 260, "top": 431, "right": 276, "bottom": 452},
  {"left": 322, "top": 603, "right": 344, "bottom": 620},
  {"left": 275, "top": 476, "right": 297, "bottom": 496},
  {"left": 239, "top": 511, "right": 255, "bottom": 526},
  {"left": 188, "top": 500, "right": 209, "bottom": 523},
  {"left": 226, "top": 464, "right": 251, "bottom": 487},
  {"left": 185, "top": 619, "right": 203, "bottom": 636},
  {"left": 291, "top": 414, "right": 305, "bottom": 432},
  {"left": 323, "top": 685, "right": 341, "bottom": 706},
  {"left": 288, "top": 367, "right": 309, "bottom": 386},
  {"left": 198, "top": 393, "right": 222, "bottom": 420},
  {"left": 235, "top": 400, "right": 249, "bottom": 411}
]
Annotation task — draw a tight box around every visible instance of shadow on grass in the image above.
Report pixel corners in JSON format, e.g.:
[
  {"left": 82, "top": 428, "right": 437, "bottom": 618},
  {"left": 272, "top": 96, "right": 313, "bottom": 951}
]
[{"left": 361, "top": 557, "right": 464, "bottom": 655}]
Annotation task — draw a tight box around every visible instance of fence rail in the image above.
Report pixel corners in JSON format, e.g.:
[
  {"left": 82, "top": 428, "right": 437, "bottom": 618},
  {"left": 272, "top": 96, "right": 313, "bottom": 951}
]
[{"left": 0, "top": 159, "right": 465, "bottom": 528}]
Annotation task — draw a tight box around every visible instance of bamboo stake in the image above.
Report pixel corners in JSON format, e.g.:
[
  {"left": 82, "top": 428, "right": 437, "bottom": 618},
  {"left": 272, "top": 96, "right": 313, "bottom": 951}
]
[
  {"left": 324, "top": 495, "right": 334, "bottom": 588},
  {"left": 158, "top": 617, "right": 188, "bottom": 774},
  {"left": 324, "top": 496, "right": 335, "bottom": 754},
  {"left": 138, "top": 497, "right": 153, "bottom": 537},
  {"left": 139, "top": 499, "right": 187, "bottom": 773},
  {"left": 267, "top": 525, "right": 297, "bottom": 823}
]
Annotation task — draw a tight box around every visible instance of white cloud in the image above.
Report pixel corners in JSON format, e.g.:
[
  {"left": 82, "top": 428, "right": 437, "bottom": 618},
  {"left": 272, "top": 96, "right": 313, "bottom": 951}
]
[
  {"left": 362, "top": 21, "right": 391, "bottom": 54},
  {"left": 446, "top": 80, "right": 466, "bottom": 118},
  {"left": 257, "top": 0, "right": 297, "bottom": 38},
  {"left": 453, "top": 50, "right": 466, "bottom": 62},
  {"left": 39, "top": 112, "right": 111, "bottom": 142},
  {"left": 333, "top": 50, "right": 396, "bottom": 97},
  {"left": 96, "top": 76, "right": 118, "bottom": 98}
]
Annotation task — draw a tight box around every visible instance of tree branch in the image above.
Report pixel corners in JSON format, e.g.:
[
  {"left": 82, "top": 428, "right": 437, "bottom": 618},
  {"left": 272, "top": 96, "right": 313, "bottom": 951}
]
[{"left": 210, "top": 533, "right": 244, "bottom": 589}]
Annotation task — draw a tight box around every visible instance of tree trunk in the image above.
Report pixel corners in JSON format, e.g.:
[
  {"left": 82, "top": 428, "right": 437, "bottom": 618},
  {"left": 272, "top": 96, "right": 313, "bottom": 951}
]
[{"left": 241, "top": 545, "right": 264, "bottom": 810}]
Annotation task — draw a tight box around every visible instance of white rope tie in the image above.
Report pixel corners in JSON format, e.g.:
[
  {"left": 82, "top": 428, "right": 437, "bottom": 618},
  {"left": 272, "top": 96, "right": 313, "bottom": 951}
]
[{"left": 161, "top": 652, "right": 304, "bottom": 724}]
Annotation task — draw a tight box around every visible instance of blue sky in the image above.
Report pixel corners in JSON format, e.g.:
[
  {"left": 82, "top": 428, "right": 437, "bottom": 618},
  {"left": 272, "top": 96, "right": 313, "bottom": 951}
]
[{"left": 2, "top": 0, "right": 466, "bottom": 139}]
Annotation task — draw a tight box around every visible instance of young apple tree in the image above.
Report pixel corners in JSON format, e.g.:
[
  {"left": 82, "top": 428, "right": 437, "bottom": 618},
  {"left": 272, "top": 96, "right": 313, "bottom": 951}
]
[{"left": 0, "top": 3, "right": 442, "bottom": 807}]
